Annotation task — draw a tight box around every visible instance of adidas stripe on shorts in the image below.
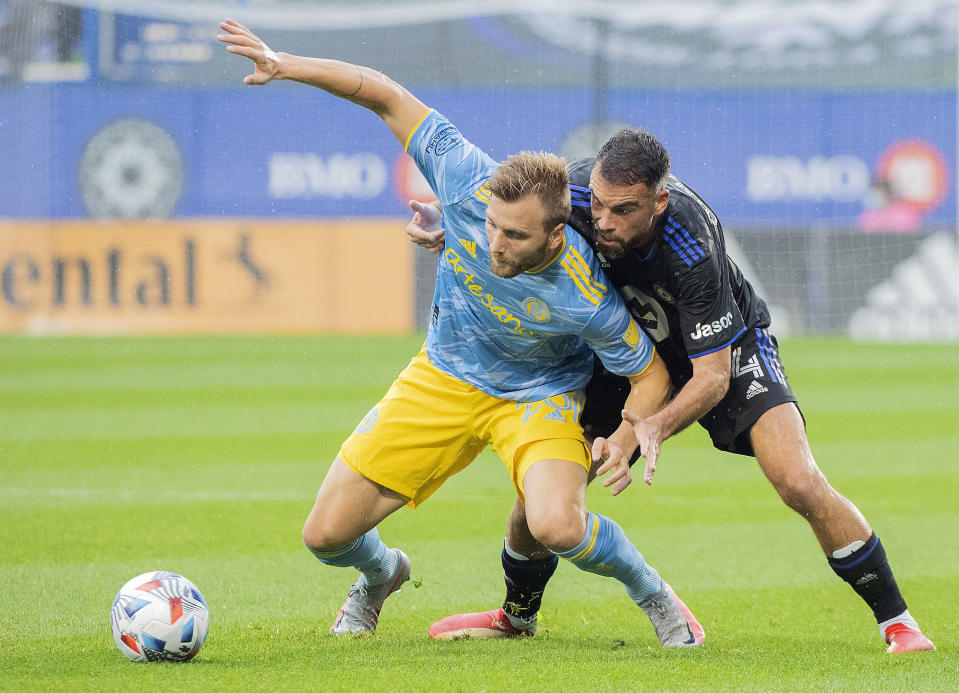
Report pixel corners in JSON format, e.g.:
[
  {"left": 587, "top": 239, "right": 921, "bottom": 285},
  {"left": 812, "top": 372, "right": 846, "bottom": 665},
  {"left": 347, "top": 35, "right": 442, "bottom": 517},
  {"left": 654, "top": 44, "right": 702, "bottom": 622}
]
[{"left": 697, "top": 327, "right": 801, "bottom": 456}]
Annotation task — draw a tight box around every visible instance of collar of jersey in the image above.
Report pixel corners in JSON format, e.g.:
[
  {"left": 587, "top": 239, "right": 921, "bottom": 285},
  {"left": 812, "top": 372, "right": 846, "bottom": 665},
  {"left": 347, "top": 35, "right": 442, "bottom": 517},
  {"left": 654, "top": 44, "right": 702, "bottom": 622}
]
[
  {"left": 523, "top": 227, "right": 569, "bottom": 274},
  {"left": 637, "top": 236, "right": 659, "bottom": 262}
]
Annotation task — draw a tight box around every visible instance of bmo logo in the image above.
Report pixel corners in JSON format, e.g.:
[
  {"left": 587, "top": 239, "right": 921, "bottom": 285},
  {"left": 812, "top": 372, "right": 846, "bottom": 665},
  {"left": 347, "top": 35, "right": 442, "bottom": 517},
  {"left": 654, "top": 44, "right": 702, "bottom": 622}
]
[
  {"left": 746, "top": 139, "right": 949, "bottom": 212},
  {"left": 268, "top": 152, "right": 388, "bottom": 199},
  {"left": 746, "top": 155, "right": 870, "bottom": 203}
]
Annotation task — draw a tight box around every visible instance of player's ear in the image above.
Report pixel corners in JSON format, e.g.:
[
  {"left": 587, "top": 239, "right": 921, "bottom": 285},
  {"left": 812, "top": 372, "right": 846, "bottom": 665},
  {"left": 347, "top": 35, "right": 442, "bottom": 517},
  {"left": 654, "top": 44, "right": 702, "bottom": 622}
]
[
  {"left": 549, "top": 222, "right": 565, "bottom": 250},
  {"left": 654, "top": 188, "right": 669, "bottom": 215}
]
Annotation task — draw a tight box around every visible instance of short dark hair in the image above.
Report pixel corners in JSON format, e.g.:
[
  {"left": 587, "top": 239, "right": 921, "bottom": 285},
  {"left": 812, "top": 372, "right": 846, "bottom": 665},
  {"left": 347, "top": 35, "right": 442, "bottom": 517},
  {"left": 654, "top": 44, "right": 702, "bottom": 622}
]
[
  {"left": 488, "top": 151, "right": 571, "bottom": 231},
  {"left": 595, "top": 129, "right": 670, "bottom": 191}
]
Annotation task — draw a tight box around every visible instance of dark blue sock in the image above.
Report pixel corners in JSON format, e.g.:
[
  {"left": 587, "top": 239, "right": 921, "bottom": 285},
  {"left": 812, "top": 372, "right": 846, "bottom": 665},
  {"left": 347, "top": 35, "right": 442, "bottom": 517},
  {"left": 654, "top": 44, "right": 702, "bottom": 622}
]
[
  {"left": 501, "top": 547, "right": 558, "bottom": 621},
  {"left": 828, "top": 533, "right": 907, "bottom": 624}
]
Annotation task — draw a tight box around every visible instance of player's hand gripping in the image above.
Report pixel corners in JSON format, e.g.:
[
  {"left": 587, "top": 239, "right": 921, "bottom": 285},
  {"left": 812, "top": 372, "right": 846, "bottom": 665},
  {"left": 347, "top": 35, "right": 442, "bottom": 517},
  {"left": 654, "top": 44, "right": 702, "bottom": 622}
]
[
  {"left": 217, "top": 18, "right": 282, "bottom": 85},
  {"left": 622, "top": 409, "right": 664, "bottom": 485},
  {"left": 590, "top": 437, "right": 632, "bottom": 496},
  {"left": 406, "top": 200, "right": 445, "bottom": 253}
]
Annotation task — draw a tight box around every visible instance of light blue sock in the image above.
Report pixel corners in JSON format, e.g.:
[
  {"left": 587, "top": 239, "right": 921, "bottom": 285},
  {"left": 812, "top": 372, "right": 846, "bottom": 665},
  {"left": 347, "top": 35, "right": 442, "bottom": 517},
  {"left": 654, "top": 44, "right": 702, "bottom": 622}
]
[
  {"left": 305, "top": 527, "right": 396, "bottom": 585},
  {"left": 553, "top": 511, "right": 664, "bottom": 604}
]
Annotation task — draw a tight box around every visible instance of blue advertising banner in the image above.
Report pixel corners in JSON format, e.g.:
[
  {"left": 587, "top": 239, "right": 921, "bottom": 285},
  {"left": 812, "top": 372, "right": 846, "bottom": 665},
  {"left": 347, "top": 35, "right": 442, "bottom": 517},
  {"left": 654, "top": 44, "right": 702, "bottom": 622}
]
[{"left": 1, "top": 84, "right": 954, "bottom": 228}]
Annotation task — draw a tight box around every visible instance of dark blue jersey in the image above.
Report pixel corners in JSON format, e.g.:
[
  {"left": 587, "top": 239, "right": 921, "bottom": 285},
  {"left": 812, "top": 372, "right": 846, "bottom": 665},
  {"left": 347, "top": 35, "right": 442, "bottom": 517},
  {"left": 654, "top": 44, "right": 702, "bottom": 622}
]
[{"left": 566, "top": 158, "right": 772, "bottom": 389}]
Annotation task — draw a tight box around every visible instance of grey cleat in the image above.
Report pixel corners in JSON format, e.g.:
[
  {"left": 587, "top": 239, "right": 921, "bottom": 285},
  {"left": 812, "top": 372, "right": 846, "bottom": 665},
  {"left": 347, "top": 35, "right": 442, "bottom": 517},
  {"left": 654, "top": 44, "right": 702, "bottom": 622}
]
[
  {"left": 330, "top": 548, "right": 411, "bottom": 635},
  {"left": 637, "top": 582, "right": 705, "bottom": 647}
]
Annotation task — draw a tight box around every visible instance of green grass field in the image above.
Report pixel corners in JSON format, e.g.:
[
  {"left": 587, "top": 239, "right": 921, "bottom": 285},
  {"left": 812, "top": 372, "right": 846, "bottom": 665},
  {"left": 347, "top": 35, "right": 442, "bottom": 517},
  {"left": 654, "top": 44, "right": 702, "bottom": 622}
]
[{"left": 1, "top": 335, "right": 957, "bottom": 691}]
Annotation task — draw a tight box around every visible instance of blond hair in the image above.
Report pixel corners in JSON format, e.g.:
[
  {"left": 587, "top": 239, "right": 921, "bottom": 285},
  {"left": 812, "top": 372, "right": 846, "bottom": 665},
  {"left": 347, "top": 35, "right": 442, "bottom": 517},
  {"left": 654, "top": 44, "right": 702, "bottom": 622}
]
[{"left": 488, "top": 151, "right": 571, "bottom": 231}]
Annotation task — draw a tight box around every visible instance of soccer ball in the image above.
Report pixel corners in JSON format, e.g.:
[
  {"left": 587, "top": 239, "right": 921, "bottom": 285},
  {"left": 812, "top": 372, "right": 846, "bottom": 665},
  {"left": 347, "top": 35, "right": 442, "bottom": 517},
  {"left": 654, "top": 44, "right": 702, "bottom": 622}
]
[{"left": 110, "top": 571, "right": 210, "bottom": 662}]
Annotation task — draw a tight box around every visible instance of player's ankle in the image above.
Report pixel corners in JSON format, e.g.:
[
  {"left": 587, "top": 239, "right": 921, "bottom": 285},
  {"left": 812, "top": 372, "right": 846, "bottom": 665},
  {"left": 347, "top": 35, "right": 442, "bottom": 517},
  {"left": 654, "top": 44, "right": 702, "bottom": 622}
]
[
  {"left": 503, "top": 610, "right": 537, "bottom": 631},
  {"left": 879, "top": 609, "right": 921, "bottom": 641}
]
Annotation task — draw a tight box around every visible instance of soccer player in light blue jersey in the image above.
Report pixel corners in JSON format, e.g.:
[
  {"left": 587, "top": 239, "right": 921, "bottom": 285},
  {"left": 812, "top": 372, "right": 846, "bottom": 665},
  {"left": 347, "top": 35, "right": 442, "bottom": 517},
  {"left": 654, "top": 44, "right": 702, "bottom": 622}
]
[{"left": 219, "top": 19, "right": 704, "bottom": 647}]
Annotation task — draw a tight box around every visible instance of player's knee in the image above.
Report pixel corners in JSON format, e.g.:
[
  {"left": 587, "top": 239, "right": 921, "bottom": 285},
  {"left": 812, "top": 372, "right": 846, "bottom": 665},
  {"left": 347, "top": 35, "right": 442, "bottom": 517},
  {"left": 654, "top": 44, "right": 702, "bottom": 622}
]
[
  {"left": 301, "top": 509, "right": 347, "bottom": 552},
  {"left": 301, "top": 524, "right": 327, "bottom": 552},
  {"left": 526, "top": 505, "right": 586, "bottom": 553}
]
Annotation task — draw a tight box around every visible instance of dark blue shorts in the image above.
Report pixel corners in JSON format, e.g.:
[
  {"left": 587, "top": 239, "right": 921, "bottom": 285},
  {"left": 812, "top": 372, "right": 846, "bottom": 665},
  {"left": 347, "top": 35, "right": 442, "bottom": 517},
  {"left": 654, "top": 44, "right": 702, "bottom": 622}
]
[{"left": 581, "top": 328, "right": 800, "bottom": 461}]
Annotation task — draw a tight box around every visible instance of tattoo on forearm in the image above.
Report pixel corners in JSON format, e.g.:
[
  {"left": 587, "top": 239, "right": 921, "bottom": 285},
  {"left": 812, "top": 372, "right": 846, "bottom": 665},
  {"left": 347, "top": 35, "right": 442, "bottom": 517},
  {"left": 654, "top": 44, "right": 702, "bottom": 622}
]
[{"left": 347, "top": 68, "right": 364, "bottom": 97}]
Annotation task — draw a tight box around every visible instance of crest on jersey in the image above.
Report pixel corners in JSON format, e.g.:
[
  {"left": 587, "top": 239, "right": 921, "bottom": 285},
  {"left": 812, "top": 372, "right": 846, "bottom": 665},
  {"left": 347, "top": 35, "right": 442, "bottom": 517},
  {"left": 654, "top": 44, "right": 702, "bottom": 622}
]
[
  {"left": 458, "top": 239, "right": 477, "bottom": 258},
  {"left": 426, "top": 125, "right": 461, "bottom": 155},
  {"left": 522, "top": 297, "right": 552, "bottom": 323},
  {"left": 355, "top": 407, "right": 379, "bottom": 434},
  {"left": 622, "top": 319, "right": 641, "bottom": 349},
  {"left": 654, "top": 285, "right": 675, "bottom": 304}
]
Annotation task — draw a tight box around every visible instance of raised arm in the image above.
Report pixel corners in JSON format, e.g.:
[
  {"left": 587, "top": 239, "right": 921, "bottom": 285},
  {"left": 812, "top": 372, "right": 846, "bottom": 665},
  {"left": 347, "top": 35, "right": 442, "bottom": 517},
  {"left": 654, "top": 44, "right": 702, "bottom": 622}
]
[{"left": 217, "top": 18, "right": 430, "bottom": 145}]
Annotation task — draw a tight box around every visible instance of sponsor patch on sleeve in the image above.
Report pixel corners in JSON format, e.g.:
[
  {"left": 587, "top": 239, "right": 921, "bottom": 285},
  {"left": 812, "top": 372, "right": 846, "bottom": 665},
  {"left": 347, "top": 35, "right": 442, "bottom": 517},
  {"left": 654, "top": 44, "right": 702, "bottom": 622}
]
[{"left": 426, "top": 126, "right": 461, "bottom": 156}]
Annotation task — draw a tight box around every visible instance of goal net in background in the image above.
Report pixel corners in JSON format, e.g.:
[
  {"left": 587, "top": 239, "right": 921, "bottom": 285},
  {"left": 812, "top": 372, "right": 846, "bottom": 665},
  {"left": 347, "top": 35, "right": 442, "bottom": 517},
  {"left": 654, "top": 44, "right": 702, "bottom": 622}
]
[{"left": 1, "top": 0, "right": 957, "bottom": 339}]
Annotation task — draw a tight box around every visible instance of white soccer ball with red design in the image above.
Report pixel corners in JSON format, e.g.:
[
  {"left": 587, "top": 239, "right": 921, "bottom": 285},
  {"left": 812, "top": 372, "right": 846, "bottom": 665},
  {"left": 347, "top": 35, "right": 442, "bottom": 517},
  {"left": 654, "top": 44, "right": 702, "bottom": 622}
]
[{"left": 110, "top": 571, "right": 210, "bottom": 662}]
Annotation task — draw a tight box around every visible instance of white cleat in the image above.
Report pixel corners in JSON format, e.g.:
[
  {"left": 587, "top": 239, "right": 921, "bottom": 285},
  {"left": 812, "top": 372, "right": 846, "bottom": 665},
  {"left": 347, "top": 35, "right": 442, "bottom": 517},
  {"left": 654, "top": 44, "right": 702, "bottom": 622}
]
[
  {"left": 638, "top": 582, "right": 705, "bottom": 647},
  {"left": 330, "top": 549, "right": 411, "bottom": 635}
]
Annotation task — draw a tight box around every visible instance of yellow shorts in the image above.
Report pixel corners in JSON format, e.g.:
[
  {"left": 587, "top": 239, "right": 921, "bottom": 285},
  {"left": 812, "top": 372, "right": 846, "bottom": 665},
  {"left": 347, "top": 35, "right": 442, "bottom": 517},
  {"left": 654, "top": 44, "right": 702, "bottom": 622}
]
[{"left": 338, "top": 350, "right": 590, "bottom": 507}]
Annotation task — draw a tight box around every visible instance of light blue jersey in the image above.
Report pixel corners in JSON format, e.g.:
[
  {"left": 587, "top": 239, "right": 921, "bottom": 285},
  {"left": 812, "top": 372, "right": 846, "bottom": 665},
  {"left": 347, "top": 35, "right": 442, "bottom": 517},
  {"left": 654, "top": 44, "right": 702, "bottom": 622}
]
[{"left": 407, "top": 110, "right": 654, "bottom": 401}]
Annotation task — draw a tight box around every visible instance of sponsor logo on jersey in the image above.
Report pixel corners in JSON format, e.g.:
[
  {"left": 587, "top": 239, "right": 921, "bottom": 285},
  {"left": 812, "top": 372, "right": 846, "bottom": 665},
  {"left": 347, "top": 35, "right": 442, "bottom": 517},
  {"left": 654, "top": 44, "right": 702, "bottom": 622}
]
[
  {"left": 444, "top": 249, "right": 534, "bottom": 336},
  {"left": 689, "top": 311, "right": 734, "bottom": 340},
  {"left": 622, "top": 319, "right": 640, "bottom": 349},
  {"left": 522, "top": 297, "right": 552, "bottom": 323},
  {"left": 426, "top": 125, "right": 462, "bottom": 156},
  {"left": 621, "top": 286, "right": 670, "bottom": 343},
  {"left": 459, "top": 239, "right": 477, "bottom": 258},
  {"left": 745, "top": 380, "right": 768, "bottom": 400}
]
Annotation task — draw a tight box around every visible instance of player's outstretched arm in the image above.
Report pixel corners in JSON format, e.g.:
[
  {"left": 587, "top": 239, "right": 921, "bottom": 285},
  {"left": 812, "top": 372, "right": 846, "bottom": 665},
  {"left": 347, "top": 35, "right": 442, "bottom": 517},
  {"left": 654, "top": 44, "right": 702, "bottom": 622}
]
[
  {"left": 592, "top": 351, "right": 671, "bottom": 493},
  {"left": 217, "top": 18, "right": 429, "bottom": 145}
]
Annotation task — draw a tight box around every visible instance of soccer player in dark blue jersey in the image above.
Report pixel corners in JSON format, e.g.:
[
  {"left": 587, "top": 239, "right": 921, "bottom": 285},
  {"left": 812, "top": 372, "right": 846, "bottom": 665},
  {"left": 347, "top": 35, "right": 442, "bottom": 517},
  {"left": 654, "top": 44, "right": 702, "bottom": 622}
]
[{"left": 414, "top": 130, "right": 934, "bottom": 654}]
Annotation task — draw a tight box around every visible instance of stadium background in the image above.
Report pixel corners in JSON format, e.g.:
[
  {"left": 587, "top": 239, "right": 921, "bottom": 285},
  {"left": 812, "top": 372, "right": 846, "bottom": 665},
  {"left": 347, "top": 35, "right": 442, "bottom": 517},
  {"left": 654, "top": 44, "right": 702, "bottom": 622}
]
[
  {"left": 1, "top": 0, "right": 957, "bottom": 339},
  {"left": 3, "top": 3, "right": 959, "bottom": 689}
]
